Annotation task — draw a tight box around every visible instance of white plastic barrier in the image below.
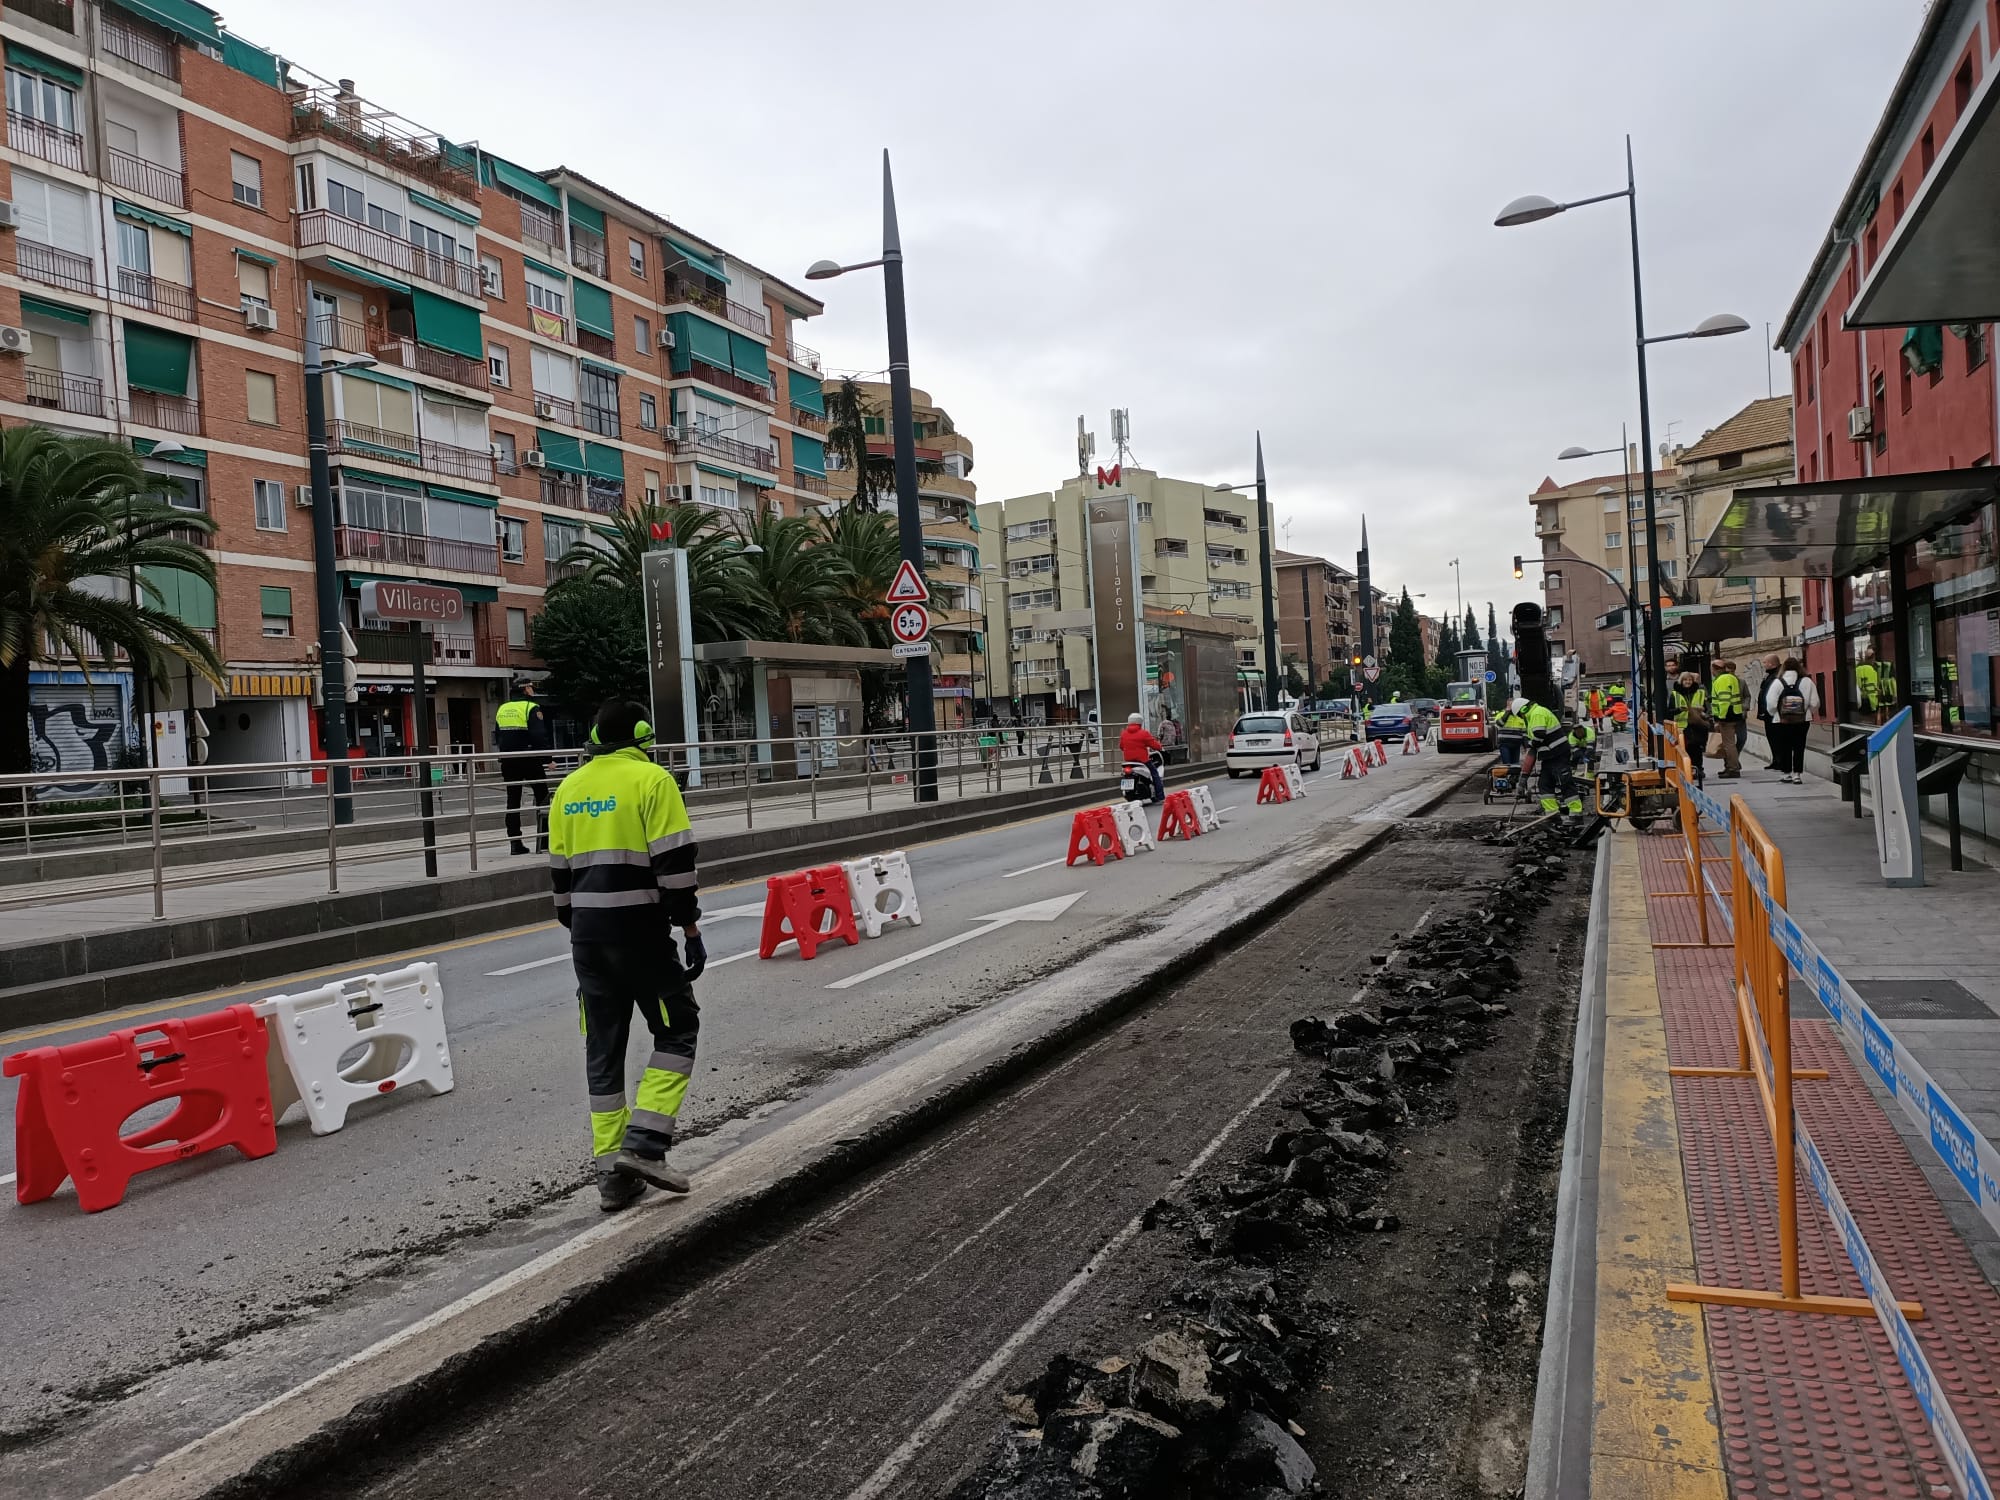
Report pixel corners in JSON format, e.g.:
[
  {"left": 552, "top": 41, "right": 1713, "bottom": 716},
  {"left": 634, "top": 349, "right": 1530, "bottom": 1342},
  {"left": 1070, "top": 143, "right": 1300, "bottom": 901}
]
[
  {"left": 1188, "top": 785, "right": 1224, "bottom": 833},
  {"left": 843, "top": 850, "right": 923, "bottom": 938},
  {"left": 1279, "top": 763, "right": 1307, "bottom": 800},
  {"left": 253, "top": 962, "right": 453, "bottom": 1136},
  {"left": 1106, "top": 798, "right": 1157, "bottom": 856}
]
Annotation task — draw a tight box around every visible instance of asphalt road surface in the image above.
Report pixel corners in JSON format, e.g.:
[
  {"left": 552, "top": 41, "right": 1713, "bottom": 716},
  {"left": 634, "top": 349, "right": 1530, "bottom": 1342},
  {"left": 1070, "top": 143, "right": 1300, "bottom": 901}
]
[
  {"left": 286, "top": 802, "right": 1493, "bottom": 1500},
  {"left": 2, "top": 750, "right": 1463, "bottom": 1498}
]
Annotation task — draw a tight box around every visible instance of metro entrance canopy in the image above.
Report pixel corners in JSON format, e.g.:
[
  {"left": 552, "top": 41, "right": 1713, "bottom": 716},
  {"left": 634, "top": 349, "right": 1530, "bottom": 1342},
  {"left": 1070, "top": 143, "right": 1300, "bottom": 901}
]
[{"left": 1688, "top": 468, "right": 2000, "bottom": 579}]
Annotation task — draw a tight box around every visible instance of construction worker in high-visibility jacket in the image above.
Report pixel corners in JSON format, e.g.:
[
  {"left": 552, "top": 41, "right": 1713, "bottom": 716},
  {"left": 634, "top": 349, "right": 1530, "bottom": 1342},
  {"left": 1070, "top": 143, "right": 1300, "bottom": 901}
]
[
  {"left": 1525, "top": 699, "right": 1581, "bottom": 816},
  {"left": 547, "top": 700, "right": 706, "bottom": 1212}
]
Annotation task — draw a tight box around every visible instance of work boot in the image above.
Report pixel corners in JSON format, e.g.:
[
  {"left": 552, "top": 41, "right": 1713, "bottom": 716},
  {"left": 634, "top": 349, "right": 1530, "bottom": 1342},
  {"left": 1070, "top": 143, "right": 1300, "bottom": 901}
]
[
  {"left": 612, "top": 1149, "right": 690, "bottom": 1194},
  {"left": 510, "top": 841, "right": 530, "bottom": 856},
  {"left": 597, "top": 1159, "right": 645, "bottom": 1213}
]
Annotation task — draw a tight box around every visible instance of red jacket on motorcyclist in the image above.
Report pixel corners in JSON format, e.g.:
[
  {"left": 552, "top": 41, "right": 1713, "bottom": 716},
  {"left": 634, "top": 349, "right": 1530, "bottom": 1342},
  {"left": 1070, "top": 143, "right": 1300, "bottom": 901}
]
[{"left": 1120, "top": 714, "right": 1166, "bottom": 804}]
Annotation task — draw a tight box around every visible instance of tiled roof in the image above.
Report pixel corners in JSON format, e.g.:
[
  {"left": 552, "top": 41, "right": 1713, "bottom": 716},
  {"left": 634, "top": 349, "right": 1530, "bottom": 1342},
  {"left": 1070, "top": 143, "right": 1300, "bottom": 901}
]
[{"left": 1676, "top": 396, "right": 1793, "bottom": 463}]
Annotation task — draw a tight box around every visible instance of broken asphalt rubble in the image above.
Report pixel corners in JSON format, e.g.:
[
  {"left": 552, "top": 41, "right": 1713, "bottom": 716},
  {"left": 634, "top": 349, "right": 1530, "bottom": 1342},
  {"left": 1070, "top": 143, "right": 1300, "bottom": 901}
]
[{"left": 949, "top": 818, "right": 1583, "bottom": 1498}]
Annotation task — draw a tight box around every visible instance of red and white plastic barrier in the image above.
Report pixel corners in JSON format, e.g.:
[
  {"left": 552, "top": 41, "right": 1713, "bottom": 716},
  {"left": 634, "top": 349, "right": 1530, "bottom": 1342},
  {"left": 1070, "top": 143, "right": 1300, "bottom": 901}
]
[
  {"left": 759, "top": 864, "right": 861, "bottom": 960},
  {"left": 1401, "top": 732, "right": 1421, "bottom": 755},
  {"left": 1342, "top": 746, "right": 1370, "bottom": 779},
  {"left": 1157, "top": 789, "right": 1203, "bottom": 841},
  {"left": 1107, "top": 799, "right": 1158, "bottom": 855},
  {"left": 254, "top": 962, "right": 453, "bottom": 1136},
  {"left": 1256, "top": 764, "right": 1304, "bottom": 804},
  {"left": 842, "top": 851, "right": 923, "bottom": 938},
  {"left": 1187, "top": 785, "right": 1224, "bottom": 833},
  {"left": 1066, "top": 807, "right": 1126, "bottom": 866},
  {"left": 1369, "top": 740, "right": 1389, "bottom": 767}
]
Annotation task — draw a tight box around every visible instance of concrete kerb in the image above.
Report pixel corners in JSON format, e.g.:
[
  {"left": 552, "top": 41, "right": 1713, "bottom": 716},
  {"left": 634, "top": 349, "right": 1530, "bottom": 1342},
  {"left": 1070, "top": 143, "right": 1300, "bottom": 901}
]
[
  {"left": 0, "top": 763, "right": 1218, "bottom": 1030},
  {"left": 93, "top": 759, "right": 1481, "bottom": 1500},
  {"left": 1525, "top": 829, "right": 1611, "bottom": 1500}
]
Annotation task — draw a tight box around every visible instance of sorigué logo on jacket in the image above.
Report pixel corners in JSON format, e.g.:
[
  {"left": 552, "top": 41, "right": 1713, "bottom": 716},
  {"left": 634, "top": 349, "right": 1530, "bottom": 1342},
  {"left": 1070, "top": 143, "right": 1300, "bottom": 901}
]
[{"left": 564, "top": 795, "right": 618, "bottom": 817}]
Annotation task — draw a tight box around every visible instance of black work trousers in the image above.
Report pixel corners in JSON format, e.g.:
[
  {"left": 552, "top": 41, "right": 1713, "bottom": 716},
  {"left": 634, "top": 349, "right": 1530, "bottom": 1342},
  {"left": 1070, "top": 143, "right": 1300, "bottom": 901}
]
[
  {"left": 1684, "top": 726, "right": 1709, "bottom": 782},
  {"left": 503, "top": 764, "right": 549, "bottom": 850},
  {"left": 574, "top": 940, "right": 700, "bottom": 1160}
]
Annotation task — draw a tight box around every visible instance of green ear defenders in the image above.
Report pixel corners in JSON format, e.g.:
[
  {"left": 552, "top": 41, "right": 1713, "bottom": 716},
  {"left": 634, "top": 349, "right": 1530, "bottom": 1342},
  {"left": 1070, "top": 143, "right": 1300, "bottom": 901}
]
[{"left": 588, "top": 718, "right": 655, "bottom": 750}]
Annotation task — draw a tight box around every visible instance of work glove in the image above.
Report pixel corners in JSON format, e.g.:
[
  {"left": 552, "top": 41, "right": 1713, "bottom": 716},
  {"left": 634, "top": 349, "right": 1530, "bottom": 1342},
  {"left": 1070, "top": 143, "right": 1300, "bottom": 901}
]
[{"left": 680, "top": 928, "right": 706, "bottom": 981}]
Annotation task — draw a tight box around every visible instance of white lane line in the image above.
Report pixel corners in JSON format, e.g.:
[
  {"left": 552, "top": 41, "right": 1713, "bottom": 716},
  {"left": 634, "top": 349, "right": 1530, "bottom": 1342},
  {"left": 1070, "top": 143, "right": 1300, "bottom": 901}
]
[
  {"left": 708, "top": 941, "right": 787, "bottom": 969},
  {"left": 842, "top": 1064, "right": 1294, "bottom": 1500},
  {"left": 1001, "top": 856, "right": 1069, "bottom": 879},
  {"left": 0, "top": 1172, "right": 14, "bottom": 1188},
  {"left": 826, "top": 895, "right": 1082, "bottom": 992},
  {"left": 484, "top": 902, "right": 768, "bottom": 975}
]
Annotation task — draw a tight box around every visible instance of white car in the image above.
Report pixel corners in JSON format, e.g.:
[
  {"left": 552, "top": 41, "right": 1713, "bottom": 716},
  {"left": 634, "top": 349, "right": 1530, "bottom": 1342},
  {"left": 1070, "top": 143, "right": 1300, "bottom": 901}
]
[{"left": 1225, "top": 711, "right": 1323, "bottom": 778}]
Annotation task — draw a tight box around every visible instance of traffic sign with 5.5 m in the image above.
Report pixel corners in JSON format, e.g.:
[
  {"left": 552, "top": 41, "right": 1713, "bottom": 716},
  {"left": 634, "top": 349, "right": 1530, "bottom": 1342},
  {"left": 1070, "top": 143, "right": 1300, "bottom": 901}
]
[{"left": 890, "top": 601, "right": 931, "bottom": 646}]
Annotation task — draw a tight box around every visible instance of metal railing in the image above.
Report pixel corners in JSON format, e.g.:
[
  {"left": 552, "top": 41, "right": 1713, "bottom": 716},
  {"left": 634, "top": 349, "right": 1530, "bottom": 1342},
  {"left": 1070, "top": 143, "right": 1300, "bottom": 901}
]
[
  {"left": 373, "top": 334, "right": 490, "bottom": 390},
  {"left": 289, "top": 87, "right": 477, "bottom": 196},
  {"left": 296, "top": 209, "right": 483, "bottom": 296},
  {"left": 792, "top": 469, "right": 830, "bottom": 496},
  {"left": 8, "top": 110, "right": 82, "bottom": 171},
  {"left": 100, "top": 9, "right": 176, "bottom": 76},
  {"left": 105, "top": 145, "right": 186, "bottom": 207},
  {"left": 724, "top": 299, "right": 769, "bottom": 336},
  {"left": 531, "top": 392, "right": 577, "bottom": 427},
  {"left": 787, "top": 339, "right": 822, "bottom": 373},
  {"left": 115, "top": 266, "right": 195, "bottom": 321},
  {"left": 124, "top": 389, "right": 201, "bottom": 433},
  {"left": 663, "top": 274, "right": 727, "bottom": 317},
  {"left": 569, "top": 229, "right": 607, "bottom": 278},
  {"left": 683, "top": 357, "right": 773, "bottom": 403},
  {"left": 334, "top": 525, "right": 499, "bottom": 575},
  {"left": 518, "top": 203, "right": 562, "bottom": 253},
  {"left": 351, "top": 628, "right": 493, "bottom": 667},
  {"left": 0, "top": 728, "right": 1127, "bottom": 921},
  {"left": 25, "top": 367, "right": 108, "bottom": 417},
  {"left": 16, "top": 238, "right": 95, "bottom": 294},
  {"left": 669, "top": 426, "right": 778, "bottom": 471},
  {"left": 12, "top": 0, "right": 75, "bottom": 31},
  {"left": 326, "top": 419, "right": 496, "bottom": 484},
  {"left": 790, "top": 406, "right": 828, "bottom": 433}
]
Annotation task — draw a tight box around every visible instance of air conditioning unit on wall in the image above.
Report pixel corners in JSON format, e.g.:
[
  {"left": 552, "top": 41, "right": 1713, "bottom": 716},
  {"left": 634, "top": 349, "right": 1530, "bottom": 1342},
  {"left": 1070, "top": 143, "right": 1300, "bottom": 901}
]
[
  {"left": 523, "top": 450, "right": 547, "bottom": 469},
  {"left": 1847, "top": 405, "right": 1872, "bottom": 440},
  {"left": 243, "top": 303, "right": 278, "bottom": 332},
  {"left": 294, "top": 484, "right": 315, "bottom": 509},
  {"left": 534, "top": 399, "right": 556, "bottom": 420},
  {"left": 0, "top": 325, "right": 31, "bottom": 355}
]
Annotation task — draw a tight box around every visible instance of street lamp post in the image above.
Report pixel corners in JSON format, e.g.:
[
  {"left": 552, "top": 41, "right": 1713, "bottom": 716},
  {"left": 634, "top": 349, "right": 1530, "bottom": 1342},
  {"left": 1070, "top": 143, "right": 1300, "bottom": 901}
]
[
  {"left": 1496, "top": 136, "right": 1748, "bottom": 720},
  {"left": 302, "top": 298, "right": 370, "bottom": 825},
  {"left": 808, "top": 151, "right": 938, "bottom": 802}
]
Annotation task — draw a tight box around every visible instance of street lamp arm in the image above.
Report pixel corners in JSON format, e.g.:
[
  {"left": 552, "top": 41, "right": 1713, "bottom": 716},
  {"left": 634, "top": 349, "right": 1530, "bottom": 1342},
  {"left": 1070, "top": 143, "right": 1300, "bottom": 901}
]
[{"left": 1559, "top": 188, "right": 1632, "bottom": 212}]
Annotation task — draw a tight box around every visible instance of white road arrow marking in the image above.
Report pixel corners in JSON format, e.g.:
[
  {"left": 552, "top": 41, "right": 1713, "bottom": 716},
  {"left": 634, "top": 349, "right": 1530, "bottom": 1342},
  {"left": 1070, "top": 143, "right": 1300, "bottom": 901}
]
[
  {"left": 825, "top": 893, "right": 1085, "bottom": 991},
  {"left": 486, "top": 902, "right": 766, "bottom": 976}
]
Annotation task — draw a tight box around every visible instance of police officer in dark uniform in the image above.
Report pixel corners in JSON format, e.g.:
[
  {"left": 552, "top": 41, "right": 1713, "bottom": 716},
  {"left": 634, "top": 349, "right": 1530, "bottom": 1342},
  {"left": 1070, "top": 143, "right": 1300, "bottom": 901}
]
[{"left": 495, "top": 679, "right": 552, "bottom": 855}]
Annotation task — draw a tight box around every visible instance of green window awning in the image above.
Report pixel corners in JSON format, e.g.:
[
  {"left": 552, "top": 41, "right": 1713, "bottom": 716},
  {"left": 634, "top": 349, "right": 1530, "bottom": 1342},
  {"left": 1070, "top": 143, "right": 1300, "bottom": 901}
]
[
  {"left": 665, "top": 238, "right": 725, "bottom": 281},
  {"left": 572, "top": 279, "right": 614, "bottom": 338},
  {"left": 5, "top": 42, "right": 82, "bottom": 88},
  {"left": 787, "top": 367, "right": 826, "bottom": 415},
  {"left": 325, "top": 258, "right": 409, "bottom": 294},
  {"left": 729, "top": 332, "right": 771, "bottom": 386},
  {"left": 481, "top": 154, "right": 559, "bottom": 210},
  {"left": 133, "top": 438, "right": 205, "bottom": 466},
  {"left": 669, "top": 311, "right": 733, "bottom": 371},
  {"left": 522, "top": 256, "right": 569, "bottom": 283},
  {"left": 232, "top": 246, "right": 276, "bottom": 267},
  {"left": 425, "top": 484, "right": 497, "bottom": 509},
  {"left": 259, "top": 585, "right": 292, "bottom": 616},
  {"left": 122, "top": 322, "right": 193, "bottom": 395},
  {"left": 338, "top": 364, "right": 414, "bottom": 393},
  {"left": 583, "top": 442, "right": 624, "bottom": 482},
  {"left": 409, "top": 189, "right": 479, "bottom": 228},
  {"left": 112, "top": 0, "right": 221, "bottom": 47},
  {"left": 409, "top": 288, "right": 483, "bottom": 361},
  {"left": 535, "top": 429, "right": 586, "bottom": 474},
  {"left": 114, "top": 201, "right": 190, "bottom": 237},
  {"left": 791, "top": 434, "right": 826, "bottom": 476},
  {"left": 21, "top": 295, "right": 89, "bottom": 326},
  {"left": 566, "top": 199, "right": 605, "bottom": 235},
  {"left": 696, "top": 463, "right": 748, "bottom": 485},
  {"left": 221, "top": 34, "right": 280, "bottom": 87},
  {"left": 140, "top": 565, "right": 216, "bottom": 629},
  {"left": 1902, "top": 324, "right": 1944, "bottom": 376},
  {"left": 339, "top": 467, "right": 421, "bottom": 492}
]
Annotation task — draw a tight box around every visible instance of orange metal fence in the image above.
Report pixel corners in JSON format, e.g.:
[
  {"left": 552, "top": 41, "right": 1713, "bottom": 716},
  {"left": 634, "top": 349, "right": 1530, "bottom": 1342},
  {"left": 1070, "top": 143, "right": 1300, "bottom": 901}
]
[{"left": 1646, "top": 725, "right": 1732, "bottom": 949}]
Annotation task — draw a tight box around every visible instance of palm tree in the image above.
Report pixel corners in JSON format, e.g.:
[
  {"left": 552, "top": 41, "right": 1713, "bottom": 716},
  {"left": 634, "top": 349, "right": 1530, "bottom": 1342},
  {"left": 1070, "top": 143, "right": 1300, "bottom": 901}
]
[
  {"left": 0, "top": 427, "right": 222, "bottom": 777},
  {"left": 823, "top": 377, "right": 893, "bottom": 514},
  {"left": 548, "top": 503, "right": 768, "bottom": 643},
  {"left": 741, "top": 511, "right": 867, "bottom": 645},
  {"left": 814, "top": 507, "right": 900, "bottom": 647}
]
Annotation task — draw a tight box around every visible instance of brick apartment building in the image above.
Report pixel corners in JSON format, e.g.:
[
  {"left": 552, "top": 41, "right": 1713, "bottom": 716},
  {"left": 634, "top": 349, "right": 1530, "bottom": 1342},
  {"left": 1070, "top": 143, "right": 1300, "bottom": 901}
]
[
  {"left": 1270, "top": 549, "right": 1354, "bottom": 696},
  {"left": 8, "top": 0, "right": 826, "bottom": 779}
]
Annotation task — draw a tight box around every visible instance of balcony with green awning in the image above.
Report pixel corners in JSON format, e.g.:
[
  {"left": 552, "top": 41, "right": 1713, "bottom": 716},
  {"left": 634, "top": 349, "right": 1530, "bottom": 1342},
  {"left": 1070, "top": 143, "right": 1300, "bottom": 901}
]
[
  {"left": 668, "top": 311, "right": 733, "bottom": 375},
  {"left": 139, "top": 565, "right": 216, "bottom": 630},
  {"left": 122, "top": 322, "right": 193, "bottom": 395},
  {"left": 729, "top": 332, "right": 771, "bottom": 387},
  {"left": 566, "top": 199, "right": 605, "bottom": 235},
  {"left": 787, "top": 367, "right": 826, "bottom": 415},
  {"left": 583, "top": 442, "right": 624, "bottom": 482},
  {"left": 410, "top": 288, "right": 484, "bottom": 360},
  {"left": 791, "top": 434, "right": 827, "bottom": 477},
  {"left": 481, "top": 154, "right": 559, "bottom": 210},
  {"left": 665, "top": 238, "right": 726, "bottom": 282},
  {"left": 535, "top": 429, "right": 586, "bottom": 474},
  {"left": 572, "top": 279, "right": 614, "bottom": 339}
]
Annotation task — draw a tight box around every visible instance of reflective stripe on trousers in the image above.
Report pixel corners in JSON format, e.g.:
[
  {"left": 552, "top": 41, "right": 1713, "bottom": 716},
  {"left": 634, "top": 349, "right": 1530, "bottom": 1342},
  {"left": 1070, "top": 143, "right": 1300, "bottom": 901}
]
[{"left": 575, "top": 944, "right": 700, "bottom": 1158}]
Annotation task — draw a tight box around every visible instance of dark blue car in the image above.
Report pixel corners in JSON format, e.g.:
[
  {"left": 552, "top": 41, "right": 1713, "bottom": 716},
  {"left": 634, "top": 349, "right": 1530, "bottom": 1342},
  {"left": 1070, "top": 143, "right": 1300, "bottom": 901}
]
[{"left": 1365, "top": 702, "right": 1414, "bottom": 742}]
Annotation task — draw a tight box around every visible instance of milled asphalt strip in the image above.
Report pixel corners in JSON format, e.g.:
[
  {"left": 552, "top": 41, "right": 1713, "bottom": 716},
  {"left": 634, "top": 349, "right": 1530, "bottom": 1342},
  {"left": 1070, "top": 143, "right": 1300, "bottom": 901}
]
[
  {"left": 842, "top": 1065, "right": 1295, "bottom": 1500},
  {"left": 1525, "top": 830, "right": 1611, "bottom": 1500},
  {"left": 92, "top": 759, "right": 1476, "bottom": 1500}
]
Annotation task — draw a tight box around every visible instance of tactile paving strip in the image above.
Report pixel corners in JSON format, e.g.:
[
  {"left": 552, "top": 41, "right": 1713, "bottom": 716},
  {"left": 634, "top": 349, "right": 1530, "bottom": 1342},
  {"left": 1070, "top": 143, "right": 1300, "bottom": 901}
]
[{"left": 1638, "top": 836, "right": 2000, "bottom": 1497}]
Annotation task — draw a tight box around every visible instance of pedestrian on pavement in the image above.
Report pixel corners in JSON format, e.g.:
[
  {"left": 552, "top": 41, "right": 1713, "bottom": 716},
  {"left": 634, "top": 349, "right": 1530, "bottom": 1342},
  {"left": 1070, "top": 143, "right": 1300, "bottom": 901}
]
[
  {"left": 1709, "top": 659, "right": 1745, "bottom": 779},
  {"left": 1672, "top": 671, "right": 1712, "bottom": 786},
  {"left": 1764, "top": 658, "right": 1819, "bottom": 783},
  {"left": 495, "top": 679, "right": 552, "bottom": 856},
  {"left": 1120, "top": 712, "right": 1166, "bottom": 803},
  {"left": 548, "top": 700, "right": 706, "bottom": 1212}
]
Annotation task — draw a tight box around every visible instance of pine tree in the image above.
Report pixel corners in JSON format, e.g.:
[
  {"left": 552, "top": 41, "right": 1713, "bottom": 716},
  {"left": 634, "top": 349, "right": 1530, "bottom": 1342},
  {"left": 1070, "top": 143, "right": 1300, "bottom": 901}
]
[
  {"left": 1388, "top": 588, "right": 1425, "bottom": 687},
  {"left": 1435, "top": 620, "right": 1461, "bottom": 672},
  {"left": 1462, "top": 607, "right": 1481, "bottom": 655},
  {"left": 1486, "top": 602, "right": 1504, "bottom": 709}
]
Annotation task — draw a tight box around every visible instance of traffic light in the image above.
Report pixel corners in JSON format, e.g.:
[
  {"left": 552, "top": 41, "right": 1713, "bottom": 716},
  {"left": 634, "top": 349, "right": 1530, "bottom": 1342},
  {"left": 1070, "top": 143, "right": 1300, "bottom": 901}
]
[{"left": 1512, "top": 556, "right": 1525, "bottom": 580}]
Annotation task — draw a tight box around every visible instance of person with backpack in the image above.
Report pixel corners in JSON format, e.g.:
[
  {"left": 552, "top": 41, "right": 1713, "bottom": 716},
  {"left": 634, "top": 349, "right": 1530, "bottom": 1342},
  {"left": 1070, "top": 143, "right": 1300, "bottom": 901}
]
[
  {"left": 1754, "top": 653, "right": 1782, "bottom": 772},
  {"left": 1764, "top": 658, "right": 1818, "bottom": 783}
]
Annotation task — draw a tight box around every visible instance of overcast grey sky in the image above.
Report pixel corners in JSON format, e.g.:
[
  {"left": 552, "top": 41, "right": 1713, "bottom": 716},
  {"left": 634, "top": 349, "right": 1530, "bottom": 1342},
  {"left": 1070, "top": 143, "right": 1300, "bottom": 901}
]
[{"left": 226, "top": 0, "right": 1918, "bottom": 622}]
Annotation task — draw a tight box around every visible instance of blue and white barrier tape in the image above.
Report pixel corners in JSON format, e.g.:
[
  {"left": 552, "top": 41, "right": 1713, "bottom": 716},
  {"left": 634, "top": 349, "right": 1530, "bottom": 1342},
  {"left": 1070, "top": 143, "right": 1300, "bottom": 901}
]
[{"left": 1733, "top": 834, "right": 1998, "bottom": 1496}]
